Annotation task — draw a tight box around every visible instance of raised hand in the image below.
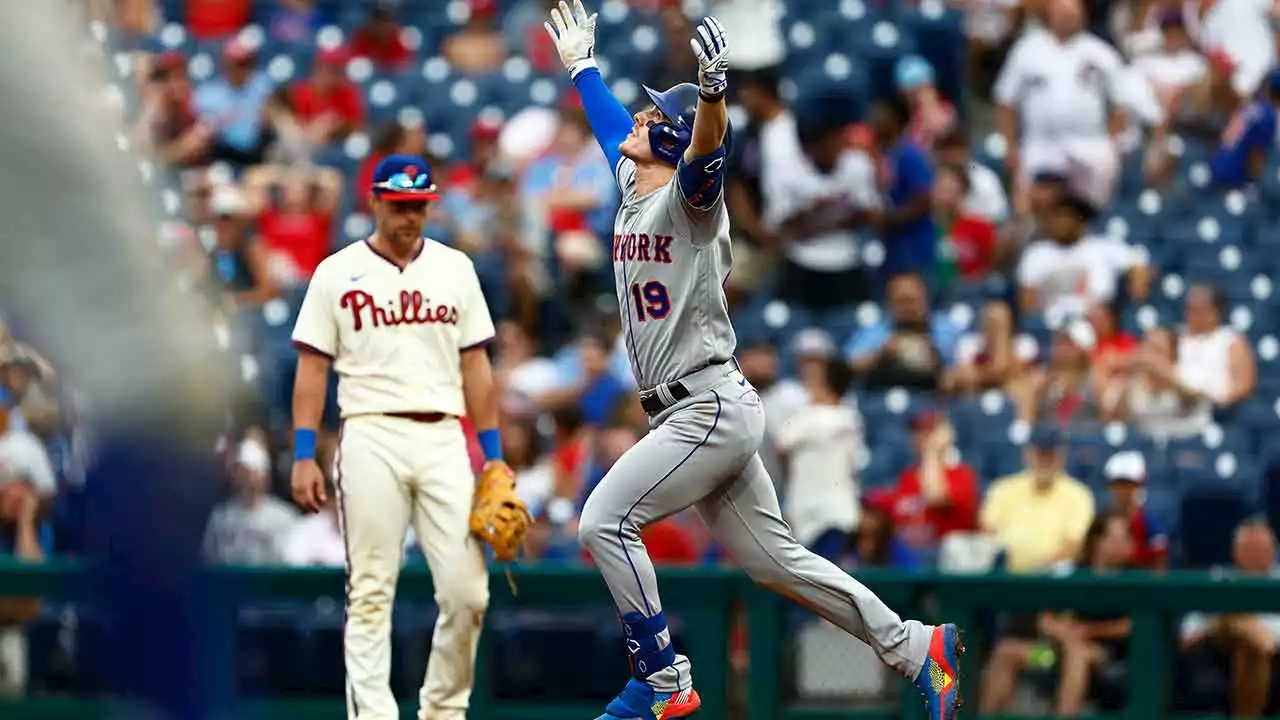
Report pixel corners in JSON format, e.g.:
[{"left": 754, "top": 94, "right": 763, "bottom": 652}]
[
  {"left": 543, "top": 0, "right": 599, "bottom": 78},
  {"left": 689, "top": 16, "right": 729, "bottom": 100}
]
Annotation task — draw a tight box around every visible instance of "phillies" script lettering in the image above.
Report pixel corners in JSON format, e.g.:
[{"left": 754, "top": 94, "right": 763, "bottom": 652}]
[{"left": 340, "top": 290, "right": 459, "bottom": 331}]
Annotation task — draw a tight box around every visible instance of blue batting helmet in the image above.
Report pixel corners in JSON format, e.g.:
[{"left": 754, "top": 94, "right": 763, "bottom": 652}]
[{"left": 642, "top": 83, "right": 733, "bottom": 166}]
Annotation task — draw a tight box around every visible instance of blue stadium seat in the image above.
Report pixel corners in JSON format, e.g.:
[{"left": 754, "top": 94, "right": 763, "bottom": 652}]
[{"left": 1178, "top": 487, "right": 1250, "bottom": 568}]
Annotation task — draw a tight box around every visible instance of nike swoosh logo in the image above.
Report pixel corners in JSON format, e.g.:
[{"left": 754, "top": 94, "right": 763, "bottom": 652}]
[
  {"left": 350, "top": 275, "right": 365, "bottom": 282},
  {"left": 737, "top": 377, "right": 747, "bottom": 386}
]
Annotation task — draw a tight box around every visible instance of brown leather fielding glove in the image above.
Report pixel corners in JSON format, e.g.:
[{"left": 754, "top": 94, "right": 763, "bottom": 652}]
[{"left": 469, "top": 460, "right": 532, "bottom": 565}]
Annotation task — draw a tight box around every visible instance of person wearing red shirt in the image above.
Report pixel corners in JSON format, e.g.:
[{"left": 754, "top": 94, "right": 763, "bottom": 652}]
[
  {"left": 186, "top": 0, "right": 251, "bottom": 40},
  {"left": 289, "top": 47, "right": 365, "bottom": 145},
  {"left": 885, "top": 411, "right": 980, "bottom": 553},
  {"left": 241, "top": 164, "right": 340, "bottom": 287},
  {"left": 1102, "top": 451, "right": 1168, "bottom": 570},
  {"left": 349, "top": 5, "right": 412, "bottom": 70}
]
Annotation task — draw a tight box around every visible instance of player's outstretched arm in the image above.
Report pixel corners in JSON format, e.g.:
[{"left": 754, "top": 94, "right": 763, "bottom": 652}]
[
  {"left": 544, "top": 0, "right": 631, "bottom": 171},
  {"left": 685, "top": 16, "right": 729, "bottom": 161},
  {"left": 676, "top": 16, "right": 731, "bottom": 211}
]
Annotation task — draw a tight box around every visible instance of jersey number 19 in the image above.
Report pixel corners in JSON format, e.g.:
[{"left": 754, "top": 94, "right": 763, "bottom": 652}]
[{"left": 629, "top": 280, "right": 671, "bottom": 322}]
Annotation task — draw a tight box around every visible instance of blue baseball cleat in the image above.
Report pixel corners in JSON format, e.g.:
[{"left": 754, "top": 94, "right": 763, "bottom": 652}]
[
  {"left": 595, "top": 678, "right": 702, "bottom": 719},
  {"left": 913, "top": 623, "right": 964, "bottom": 720}
]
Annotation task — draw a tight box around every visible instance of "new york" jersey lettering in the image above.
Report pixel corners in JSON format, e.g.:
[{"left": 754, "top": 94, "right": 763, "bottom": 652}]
[{"left": 612, "top": 233, "right": 674, "bottom": 264}]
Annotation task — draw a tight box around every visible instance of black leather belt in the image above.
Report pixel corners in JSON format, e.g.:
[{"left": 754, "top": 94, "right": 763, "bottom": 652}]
[{"left": 639, "top": 381, "right": 691, "bottom": 416}]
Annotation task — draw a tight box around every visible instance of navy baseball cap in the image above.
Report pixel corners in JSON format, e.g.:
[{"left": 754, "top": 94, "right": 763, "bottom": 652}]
[
  {"left": 370, "top": 153, "right": 440, "bottom": 202},
  {"left": 1028, "top": 425, "right": 1065, "bottom": 450}
]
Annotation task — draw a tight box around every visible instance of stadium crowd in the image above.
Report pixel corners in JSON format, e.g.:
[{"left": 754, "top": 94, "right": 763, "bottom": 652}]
[{"left": 5, "top": 0, "right": 1280, "bottom": 714}]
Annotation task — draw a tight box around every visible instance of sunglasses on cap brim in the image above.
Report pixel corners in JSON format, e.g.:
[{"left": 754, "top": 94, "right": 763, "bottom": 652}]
[{"left": 372, "top": 172, "right": 440, "bottom": 201}]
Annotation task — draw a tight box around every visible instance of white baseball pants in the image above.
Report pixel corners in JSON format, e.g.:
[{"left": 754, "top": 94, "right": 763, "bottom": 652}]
[{"left": 335, "top": 414, "right": 489, "bottom": 720}]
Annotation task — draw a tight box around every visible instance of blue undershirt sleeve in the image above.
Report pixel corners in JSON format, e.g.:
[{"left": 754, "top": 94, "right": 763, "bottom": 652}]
[{"left": 572, "top": 67, "right": 632, "bottom": 174}]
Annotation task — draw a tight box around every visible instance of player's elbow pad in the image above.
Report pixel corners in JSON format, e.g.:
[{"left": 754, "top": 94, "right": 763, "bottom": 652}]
[{"left": 677, "top": 147, "right": 727, "bottom": 210}]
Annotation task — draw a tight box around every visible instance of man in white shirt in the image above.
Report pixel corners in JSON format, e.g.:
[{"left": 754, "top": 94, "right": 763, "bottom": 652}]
[
  {"left": 1017, "top": 190, "right": 1151, "bottom": 317},
  {"left": 761, "top": 103, "right": 881, "bottom": 312},
  {"left": 289, "top": 154, "right": 507, "bottom": 720},
  {"left": 995, "top": 0, "right": 1124, "bottom": 215},
  {"left": 202, "top": 437, "right": 298, "bottom": 565}
]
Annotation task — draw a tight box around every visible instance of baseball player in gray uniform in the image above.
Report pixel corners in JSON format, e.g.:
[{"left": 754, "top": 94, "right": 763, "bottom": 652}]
[{"left": 544, "top": 3, "right": 964, "bottom": 719}]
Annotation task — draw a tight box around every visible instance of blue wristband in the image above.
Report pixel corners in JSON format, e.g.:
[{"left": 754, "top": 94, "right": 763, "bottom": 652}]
[
  {"left": 294, "top": 428, "right": 317, "bottom": 462},
  {"left": 477, "top": 428, "right": 502, "bottom": 462}
]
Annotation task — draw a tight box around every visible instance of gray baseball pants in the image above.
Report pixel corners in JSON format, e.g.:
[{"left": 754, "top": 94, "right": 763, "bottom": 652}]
[{"left": 578, "top": 364, "right": 932, "bottom": 693}]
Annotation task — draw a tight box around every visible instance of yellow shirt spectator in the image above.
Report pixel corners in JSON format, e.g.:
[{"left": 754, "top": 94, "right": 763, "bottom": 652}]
[{"left": 980, "top": 471, "right": 1095, "bottom": 573}]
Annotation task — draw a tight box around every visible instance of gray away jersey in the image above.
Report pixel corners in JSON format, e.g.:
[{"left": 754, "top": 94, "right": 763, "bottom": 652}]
[{"left": 611, "top": 157, "right": 736, "bottom": 390}]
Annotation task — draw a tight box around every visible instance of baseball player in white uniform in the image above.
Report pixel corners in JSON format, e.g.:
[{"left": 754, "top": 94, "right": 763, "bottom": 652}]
[
  {"left": 289, "top": 154, "right": 502, "bottom": 720},
  {"left": 543, "top": 3, "right": 964, "bottom": 719}
]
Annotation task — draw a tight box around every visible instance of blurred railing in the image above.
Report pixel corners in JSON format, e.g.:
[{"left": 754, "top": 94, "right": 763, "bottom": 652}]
[{"left": 2, "top": 559, "right": 1280, "bottom": 718}]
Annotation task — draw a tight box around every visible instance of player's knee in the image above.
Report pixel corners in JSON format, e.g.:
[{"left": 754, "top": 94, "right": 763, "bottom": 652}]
[
  {"left": 347, "top": 586, "right": 395, "bottom": 625},
  {"left": 436, "top": 572, "right": 489, "bottom": 618},
  {"left": 577, "top": 496, "right": 620, "bottom": 551}
]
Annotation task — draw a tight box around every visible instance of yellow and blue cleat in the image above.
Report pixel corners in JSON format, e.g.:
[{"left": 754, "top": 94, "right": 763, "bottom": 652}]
[
  {"left": 595, "top": 679, "right": 701, "bottom": 719},
  {"left": 913, "top": 623, "right": 964, "bottom": 720}
]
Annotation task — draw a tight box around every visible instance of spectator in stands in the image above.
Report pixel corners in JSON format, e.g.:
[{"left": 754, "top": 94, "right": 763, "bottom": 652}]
[
  {"left": 1011, "top": 320, "right": 1104, "bottom": 425},
  {"left": 980, "top": 425, "right": 1095, "bottom": 573},
  {"left": 884, "top": 412, "right": 980, "bottom": 557},
  {"left": 504, "top": 417, "right": 555, "bottom": 520},
  {"left": 193, "top": 39, "right": 276, "bottom": 166},
  {"left": 1179, "top": 519, "right": 1280, "bottom": 717},
  {"left": 442, "top": 0, "right": 508, "bottom": 75},
  {"left": 520, "top": 103, "right": 616, "bottom": 261},
  {"left": 945, "top": 300, "right": 1025, "bottom": 393},
  {"left": 1087, "top": 302, "right": 1138, "bottom": 382},
  {"left": 980, "top": 511, "right": 1134, "bottom": 716},
  {"left": 763, "top": 101, "right": 878, "bottom": 312},
  {"left": 1174, "top": 284, "right": 1256, "bottom": 410},
  {"left": 995, "top": 0, "right": 1124, "bottom": 216},
  {"left": 852, "top": 503, "right": 919, "bottom": 569},
  {"left": 1016, "top": 190, "right": 1150, "bottom": 317},
  {"left": 932, "top": 163, "right": 998, "bottom": 294},
  {"left": 963, "top": 0, "right": 1022, "bottom": 100},
  {"left": 201, "top": 185, "right": 275, "bottom": 310},
  {"left": 0, "top": 472, "right": 46, "bottom": 697},
  {"left": 288, "top": 47, "right": 365, "bottom": 146},
  {"left": 202, "top": 436, "right": 298, "bottom": 565},
  {"left": 1208, "top": 69, "right": 1280, "bottom": 190},
  {"left": 349, "top": 3, "right": 412, "bottom": 70},
  {"left": 0, "top": 322, "right": 53, "bottom": 390},
  {"left": 846, "top": 272, "right": 960, "bottom": 391},
  {"left": 0, "top": 392, "right": 56, "bottom": 500},
  {"left": 1101, "top": 326, "right": 1211, "bottom": 440},
  {"left": 759, "top": 328, "right": 837, "bottom": 436},
  {"left": 726, "top": 70, "right": 785, "bottom": 255},
  {"left": 278, "top": 481, "right": 348, "bottom": 567},
  {"left": 1102, "top": 451, "right": 1169, "bottom": 570},
  {"left": 869, "top": 96, "right": 938, "bottom": 281},
  {"left": 131, "top": 51, "right": 211, "bottom": 167},
  {"left": 356, "top": 120, "right": 428, "bottom": 211},
  {"left": 1126, "top": 10, "right": 1209, "bottom": 130},
  {"left": 494, "top": 320, "right": 559, "bottom": 418},
  {"left": 539, "top": 331, "right": 627, "bottom": 427},
  {"left": 895, "top": 54, "right": 957, "bottom": 153},
  {"left": 267, "top": 0, "right": 327, "bottom": 45},
  {"left": 1192, "top": 0, "right": 1279, "bottom": 110},
  {"left": 241, "top": 164, "right": 340, "bottom": 289},
  {"left": 773, "top": 357, "right": 864, "bottom": 562},
  {"left": 646, "top": 6, "right": 701, "bottom": 90},
  {"left": 185, "top": 0, "right": 251, "bottom": 40},
  {"left": 934, "top": 126, "right": 1010, "bottom": 226}
]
